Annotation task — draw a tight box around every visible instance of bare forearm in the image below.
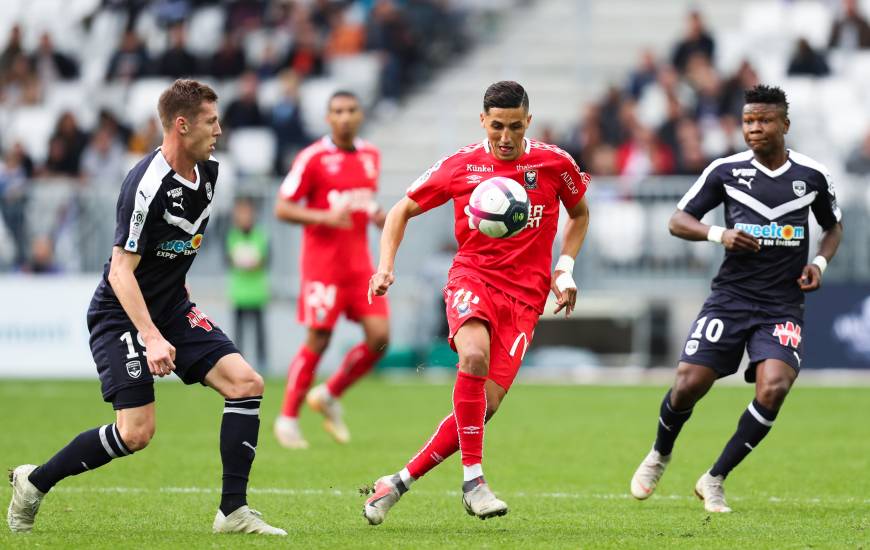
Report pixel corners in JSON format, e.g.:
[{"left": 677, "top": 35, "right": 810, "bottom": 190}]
[
  {"left": 377, "top": 205, "right": 410, "bottom": 272},
  {"left": 669, "top": 209, "right": 713, "bottom": 241},
  {"left": 108, "top": 252, "right": 159, "bottom": 339},
  {"left": 817, "top": 222, "right": 843, "bottom": 261},
  {"left": 274, "top": 200, "right": 328, "bottom": 225},
  {"left": 560, "top": 206, "right": 589, "bottom": 259}
]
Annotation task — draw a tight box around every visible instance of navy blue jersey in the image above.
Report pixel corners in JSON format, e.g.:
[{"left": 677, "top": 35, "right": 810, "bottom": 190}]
[
  {"left": 90, "top": 149, "right": 220, "bottom": 324},
  {"left": 678, "top": 149, "right": 841, "bottom": 308}
]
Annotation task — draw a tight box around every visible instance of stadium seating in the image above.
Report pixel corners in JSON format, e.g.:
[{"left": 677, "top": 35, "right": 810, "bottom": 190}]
[{"left": 227, "top": 128, "right": 276, "bottom": 177}]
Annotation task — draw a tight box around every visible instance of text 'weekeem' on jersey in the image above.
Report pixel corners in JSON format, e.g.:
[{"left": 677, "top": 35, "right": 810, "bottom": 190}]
[{"left": 678, "top": 149, "right": 841, "bottom": 308}]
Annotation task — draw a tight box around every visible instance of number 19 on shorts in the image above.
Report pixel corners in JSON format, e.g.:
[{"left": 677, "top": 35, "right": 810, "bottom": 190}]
[{"left": 120, "top": 331, "right": 147, "bottom": 359}]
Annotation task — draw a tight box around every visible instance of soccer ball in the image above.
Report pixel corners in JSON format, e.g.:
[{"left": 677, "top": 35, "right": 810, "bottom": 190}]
[{"left": 466, "top": 177, "right": 531, "bottom": 238}]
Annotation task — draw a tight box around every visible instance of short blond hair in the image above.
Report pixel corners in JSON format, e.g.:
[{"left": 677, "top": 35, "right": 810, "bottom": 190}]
[{"left": 157, "top": 79, "right": 218, "bottom": 130}]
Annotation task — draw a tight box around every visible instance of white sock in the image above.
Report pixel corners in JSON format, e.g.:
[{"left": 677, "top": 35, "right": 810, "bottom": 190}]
[
  {"left": 463, "top": 463, "right": 483, "bottom": 481},
  {"left": 398, "top": 467, "right": 415, "bottom": 488},
  {"left": 277, "top": 415, "right": 298, "bottom": 425}
]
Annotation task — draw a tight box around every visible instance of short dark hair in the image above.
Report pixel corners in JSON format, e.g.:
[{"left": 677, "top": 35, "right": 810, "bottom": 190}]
[
  {"left": 328, "top": 89, "right": 359, "bottom": 110},
  {"left": 744, "top": 84, "right": 788, "bottom": 117},
  {"left": 483, "top": 81, "right": 529, "bottom": 113},
  {"left": 158, "top": 79, "right": 218, "bottom": 129}
]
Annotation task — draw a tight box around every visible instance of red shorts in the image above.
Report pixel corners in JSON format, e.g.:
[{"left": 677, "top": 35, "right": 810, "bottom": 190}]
[
  {"left": 443, "top": 276, "right": 539, "bottom": 391},
  {"left": 298, "top": 276, "right": 389, "bottom": 330}
]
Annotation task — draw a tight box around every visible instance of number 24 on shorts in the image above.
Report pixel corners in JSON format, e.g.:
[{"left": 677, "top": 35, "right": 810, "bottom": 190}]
[{"left": 691, "top": 316, "right": 725, "bottom": 343}]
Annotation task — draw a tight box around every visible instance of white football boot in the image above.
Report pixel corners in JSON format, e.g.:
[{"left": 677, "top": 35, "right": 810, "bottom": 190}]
[
  {"left": 363, "top": 475, "right": 403, "bottom": 525},
  {"left": 462, "top": 478, "right": 508, "bottom": 520},
  {"left": 306, "top": 384, "right": 350, "bottom": 444},
  {"left": 694, "top": 471, "right": 732, "bottom": 513},
  {"left": 213, "top": 505, "right": 287, "bottom": 535},
  {"left": 630, "top": 448, "right": 671, "bottom": 499},
  {"left": 273, "top": 416, "right": 309, "bottom": 450},
  {"left": 7, "top": 464, "right": 45, "bottom": 533}
]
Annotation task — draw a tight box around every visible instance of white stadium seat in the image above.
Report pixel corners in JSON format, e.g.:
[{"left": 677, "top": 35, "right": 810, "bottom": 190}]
[
  {"left": 227, "top": 128, "right": 276, "bottom": 176},
  {"left": 7, "top": 107, "right": 59, "bottom": 163},
  {"left": 186, "top": 6, "right": 226, "bottom": 58},
  {"left": 127, "top": 78, "right": 174, "bottom": 127},
  {"left": 590, "top": 200, "right": 645, "bottom": 265},
  {"left": 299, "top": 77, "right": 342, "bottom": 137}
]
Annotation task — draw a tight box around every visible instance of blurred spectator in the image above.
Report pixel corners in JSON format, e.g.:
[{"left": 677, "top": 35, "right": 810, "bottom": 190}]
[
  {"left": 626, "top": 48, "right": 659, "bottom": 100},
  {"left": 0, "top": 143, "right": 34, "bottom": 266},
  {"left": 671, "top": 11, "right": 715, "bottom": 73},
  {"left": 80, "top": 127, "right": 126, "bottom": 187},
  {"left": 845, "top": 130, "right": 870, "bottom": 175},
  {"left": 208, "top": 32, "right": 247, "bottom": 80},
  {"left": 637, "top": 65, "right": 695, "bottom": 130},
  {"left": 787, "top": 38, "right": 830, "bottom": 77},
  {"left": 128, "top": 117, "right": 163, "bottom": 155},
  {"left": 719, "top": 60, "right": 759, "bottom": 119},
  {"left": 19, "top": 235, "right": 60, "bottom": 274},
  {"left": 255, "top": 42, "right": 283, "bottom": 80},
  {"left": 222, "top": 71, "right": 265, "bottom": 129},
  {"left": 156, "top": 24, "right": 199, "bottom": 78},
  {"left": 1, "top": 54, "right": 42, "bottom": 106},
  {"left": 106, "top": 30, "right": 150, "bottom": 81},
  {"left": 31, "top": 32, "right": 79, "bottom": 83},
  {"left": 828, "top": 0, "right": 870, "bottom": 49},
  {"left": 96, "top": 109, "right": 131, "bottom": 147},
  {"left": 41, "top": 112, "right": 88, "bottom": 177},
  {"left": 366, "top": 0, "right": 420, "bottom": 101},
  {"left": 599, "top": 86, "right": 629, "bottom": 146},
  {"left": 226, "top": 197, "right": 269, "bottom": 371},
  {"left": 283, "top": 21, "right": 325, "bottom": 78},
  {"left": 270, "top": 71, "right": 310, "bottom": 174},
  {"left": 0, "top": 24, "right": 23, "bottom": 77},
  {"left": 673, "top": 118, "right": 708, "bottom": 175},
  {"left": 616, "top": 125, "right": 675, "bottom": 178},
  {"left": 325, "top": 5, "right": 366, "bottom": 59}
]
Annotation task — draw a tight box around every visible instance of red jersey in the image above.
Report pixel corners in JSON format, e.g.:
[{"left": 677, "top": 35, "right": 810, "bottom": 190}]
[
  {"left": 407, "top": 138, "right": 589, "bottom": 313},
  {"left": 279, "top": 136, "right": 380, "bottom": 282}
]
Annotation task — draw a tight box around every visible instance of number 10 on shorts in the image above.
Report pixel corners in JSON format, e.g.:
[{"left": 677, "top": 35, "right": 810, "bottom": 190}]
[{"left": 691, "top": 316, "right": 724, "bottom": 342}]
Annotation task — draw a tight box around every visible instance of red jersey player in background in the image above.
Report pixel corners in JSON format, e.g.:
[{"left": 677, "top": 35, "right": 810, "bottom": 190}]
[
  {"left": 274, "top": 90, "right": 389, "bottom": 449},
  {"left": 364, "top": 81, "right": 591, "bottom": 523}
]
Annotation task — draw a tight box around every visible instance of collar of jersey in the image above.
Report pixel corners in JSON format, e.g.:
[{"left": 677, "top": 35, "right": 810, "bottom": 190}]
[
  {"left": 155, "top": 148, "right": 201, "bottom": 190},
  {"left": 750, "top": 150, "right": 792, "bottom": 178}
]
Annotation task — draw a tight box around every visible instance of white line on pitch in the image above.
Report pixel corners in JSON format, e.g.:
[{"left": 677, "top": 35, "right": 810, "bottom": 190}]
[{"left": 52, "top": 486, "right": 870, "bottom": 505}]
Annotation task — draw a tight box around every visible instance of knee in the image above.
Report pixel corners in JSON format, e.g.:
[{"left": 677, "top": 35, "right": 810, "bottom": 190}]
[
  {"left": 223, "top": 371, "right": 265, "bottom": 399},
  {"left": 459, "top": 348, "right": 488, "bottom": 377},
  {"left": 118, "top": 422, "right": 155, "bottom": 452},
  {"left": 366, "top": 334, "right": 389, "bottom": 354},
  {"left": 306, "top": 331, "right": 332, "bottom": 355},
  {"left": 757, "top": 377, "right": 791, "bottom": 409}
]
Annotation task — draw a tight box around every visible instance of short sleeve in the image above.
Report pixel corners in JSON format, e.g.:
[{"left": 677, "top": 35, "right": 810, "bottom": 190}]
[
  {"left": 113, "top": 172, "right": 162, "bottom": 254},
  {"left": 810, "top": 170, "right": 842, "bottom": 230},
  {"left": 677, "top": 162, "right": 725, "bottom": 219},
  {"left": 407, "top": 155, "right": 455, "bottom": 212},
  {"left": 556, "top": 153, "right": 589, "bottom": 210},
  {"left": 279, "top": 147, "right": 318, "bottom": 202}
]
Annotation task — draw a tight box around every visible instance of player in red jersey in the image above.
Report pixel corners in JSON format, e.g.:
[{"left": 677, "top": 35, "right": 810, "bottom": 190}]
[
  {"left": 273, "top": 90, "right": 389, "bottom": 449},
  {"left": 363, "top": 81, "right": 591, "bottom": 523}
]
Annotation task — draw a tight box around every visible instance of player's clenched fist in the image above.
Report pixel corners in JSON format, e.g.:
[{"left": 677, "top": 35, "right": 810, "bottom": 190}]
[
  {"left": 143, "top": 333, "right": 176, "bottom": 377},
  {"left": 368, "top": 270, "right": 395, "bottom": 303},
  {"left": 721, "top": 229, "right": 761, "bottom": 252}
]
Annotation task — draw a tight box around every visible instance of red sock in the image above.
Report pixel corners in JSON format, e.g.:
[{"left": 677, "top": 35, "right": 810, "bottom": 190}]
[
  {"left": 325, "top": 342, "right": 382, "bottom": 398},
  {"left": 406, "top": 413, "right": 460, "bottom": 479},
  {"left": 453, "top": 371, "right": 487, "bottom": 467},
  {"left": 280, "top": 346, "right": 321, "bottom": 418}
]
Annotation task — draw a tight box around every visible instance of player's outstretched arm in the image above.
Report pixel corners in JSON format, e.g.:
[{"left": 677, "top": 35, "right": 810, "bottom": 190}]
[
  {"left": 552, "top": 196, "right": 589, "bottom": 317},
  {"left": 274, "top": 198, "right": 352, "bottom": 228},
  {"left": 668, "top": 209, "right": 760, "bottom": 252},
  {"left": 368, "top": 197, "right": 423, "bottom": 303},
  {"left": 799, "top": 221, "right": 843, "bottom": 292},
  {"left": 108, "top": 246, "right": 176, "bottom": 377}
]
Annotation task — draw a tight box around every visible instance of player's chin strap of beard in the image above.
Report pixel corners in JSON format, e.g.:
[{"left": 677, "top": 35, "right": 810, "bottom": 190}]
[{"left": 554, "top": 255, "right": 577, "bottom": 293}]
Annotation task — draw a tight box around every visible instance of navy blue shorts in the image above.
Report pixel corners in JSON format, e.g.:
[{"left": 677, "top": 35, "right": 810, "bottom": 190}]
[
  {"left": 88, "top": 301, "right": 239, "bottom": 409},
  {"left": 679, "top": 292, "right": 804, "bottom": 382}
]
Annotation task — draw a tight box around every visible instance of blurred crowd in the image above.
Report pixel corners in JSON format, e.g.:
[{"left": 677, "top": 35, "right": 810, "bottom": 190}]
[
  {"left": 0, "top": 0, "right": 473, "bottom": 272},
  {"left": 556, "top": 0, "right": 870, "bottom": 183}
]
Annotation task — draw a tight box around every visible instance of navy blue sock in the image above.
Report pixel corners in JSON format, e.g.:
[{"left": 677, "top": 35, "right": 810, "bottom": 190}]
[
  {"left": 28, "top": 424, "right": 133, "bottom": 493},
  {"left": 709, "top": 399, "right": 778, "bottom": 478},
  {"left": 220, "top": 396, "right": 262, "bottom": 516},
  {"left": 653, "top": 389, "right": 694, "bottom": 456}
]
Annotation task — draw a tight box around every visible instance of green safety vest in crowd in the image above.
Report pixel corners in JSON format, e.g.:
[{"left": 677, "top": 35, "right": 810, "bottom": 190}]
[{"left": 226, "top": 226, "right": 269, "bottom": 308}]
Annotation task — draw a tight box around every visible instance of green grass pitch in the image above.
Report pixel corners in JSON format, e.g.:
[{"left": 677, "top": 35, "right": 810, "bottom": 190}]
[{"left": 1, "top": 377, "right": 868, "bottom": 548}]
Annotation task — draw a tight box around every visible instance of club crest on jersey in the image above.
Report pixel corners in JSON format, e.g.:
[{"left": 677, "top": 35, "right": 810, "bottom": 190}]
[
  {"left": 205, "top": 181, "right": 213, "bottom": 200},
  {"left": 792, "top": 180, "right": 806, "bottom": 197},
  {"left": 524, "top": 170, "right": 538, "bottom": 189},
  {"left": 684, "top": 339, "right": 699, "bottom": 355},
  {"left": 773, "top": 321, "right": 801, "bottom": 348},
  {"left": 187, "top": 306, "right": 213, "bottom": 332},
  {"left": 125, "top": 360, "right": 142, "bottom": 379}
]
